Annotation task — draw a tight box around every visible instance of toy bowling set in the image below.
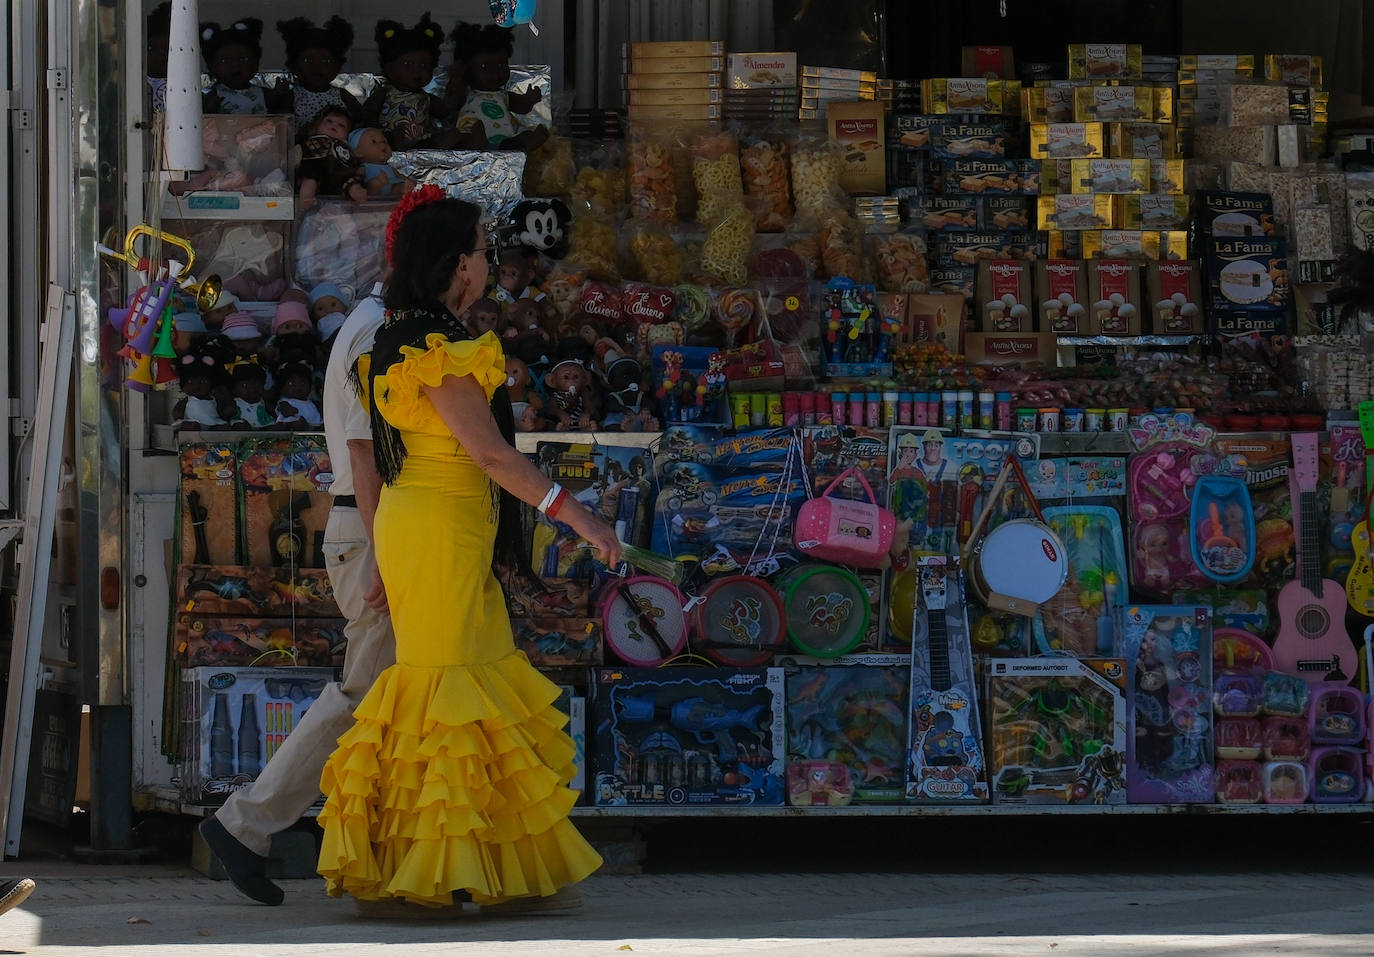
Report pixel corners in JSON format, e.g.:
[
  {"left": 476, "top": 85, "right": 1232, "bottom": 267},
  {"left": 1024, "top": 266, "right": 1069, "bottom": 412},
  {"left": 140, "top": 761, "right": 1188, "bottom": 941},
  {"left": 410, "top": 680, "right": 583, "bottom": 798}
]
[
  {"left": 1122, "top": 604, "right": 1214, "bottom": 803},
  {"left": 178, "top": 666, "right": 332, "bottom": 804},
  {"left": 593, "top": 667, "right": 785, "bottom": 806},
  {"left": 985, "top": 657, "right": 1128, "bottom": 805}
]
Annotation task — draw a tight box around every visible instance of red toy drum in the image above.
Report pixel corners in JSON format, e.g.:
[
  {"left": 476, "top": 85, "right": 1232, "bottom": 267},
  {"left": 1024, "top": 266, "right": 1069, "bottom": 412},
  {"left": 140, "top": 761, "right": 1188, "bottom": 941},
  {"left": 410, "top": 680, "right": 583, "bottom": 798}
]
[{"left": 692, "top": 575, "right": 787, "bottom": 666}]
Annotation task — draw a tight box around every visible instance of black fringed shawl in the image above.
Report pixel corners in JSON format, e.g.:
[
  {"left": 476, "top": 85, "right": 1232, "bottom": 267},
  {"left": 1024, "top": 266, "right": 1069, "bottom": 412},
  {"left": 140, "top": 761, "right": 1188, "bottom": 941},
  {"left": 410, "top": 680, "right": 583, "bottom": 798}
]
[{"left": 354, "top": 304, "right": 528, "bottom": 575}]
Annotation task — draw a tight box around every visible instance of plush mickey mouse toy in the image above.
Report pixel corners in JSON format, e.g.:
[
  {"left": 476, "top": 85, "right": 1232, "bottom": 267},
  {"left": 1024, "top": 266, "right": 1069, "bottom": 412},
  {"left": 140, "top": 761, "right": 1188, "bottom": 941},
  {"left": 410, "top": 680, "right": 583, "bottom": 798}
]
[{"left": 510, "top": 198, "right": 571, "bottom": 258}]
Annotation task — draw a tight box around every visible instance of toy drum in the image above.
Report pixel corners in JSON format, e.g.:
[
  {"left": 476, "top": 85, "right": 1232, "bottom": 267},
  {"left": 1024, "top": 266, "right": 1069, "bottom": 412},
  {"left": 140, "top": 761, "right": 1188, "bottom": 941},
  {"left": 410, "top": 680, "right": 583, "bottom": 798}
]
[
  {"left": 965, "top": 519, "right": 1068, "bottom": 617},
  {"left": 778, "top": 563, "right": 870, "bottom": 658},
  {"left": 600, "top": 575, "right": 689, "bottom": 667},
  {"left": 692, "top": 575, "right": 787, "bottom": 667}
]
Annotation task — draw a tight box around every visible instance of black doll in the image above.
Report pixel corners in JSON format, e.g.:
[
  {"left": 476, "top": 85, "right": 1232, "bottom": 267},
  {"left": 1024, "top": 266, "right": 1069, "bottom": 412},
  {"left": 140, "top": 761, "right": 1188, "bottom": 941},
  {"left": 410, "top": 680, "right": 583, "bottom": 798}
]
[
  {"left": 360, "top": 15, "right": 454, "bottom": 151},
  {"left": 200, "top": 19, "right": 292, "bottom": 115},
  {"left": 449, "top": 21, "right": 547, "bottom": 152},
  {"left": 277, "top": 16, "right": 363, "bottom": 129}
]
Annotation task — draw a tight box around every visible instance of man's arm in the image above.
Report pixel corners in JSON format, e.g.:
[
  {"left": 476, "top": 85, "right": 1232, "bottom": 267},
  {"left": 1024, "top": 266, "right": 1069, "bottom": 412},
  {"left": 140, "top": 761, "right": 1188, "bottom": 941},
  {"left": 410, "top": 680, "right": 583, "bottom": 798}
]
[{"left": 347, "top": 437, "right": 388, "bottom": 613}]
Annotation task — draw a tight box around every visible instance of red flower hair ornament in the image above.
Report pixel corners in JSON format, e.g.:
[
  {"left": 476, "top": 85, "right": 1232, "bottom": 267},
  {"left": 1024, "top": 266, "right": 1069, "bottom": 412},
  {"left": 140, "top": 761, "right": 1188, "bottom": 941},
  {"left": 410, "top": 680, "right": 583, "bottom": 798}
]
[{"left": 384, "top": 184, "right": 448, "bottom": 266}]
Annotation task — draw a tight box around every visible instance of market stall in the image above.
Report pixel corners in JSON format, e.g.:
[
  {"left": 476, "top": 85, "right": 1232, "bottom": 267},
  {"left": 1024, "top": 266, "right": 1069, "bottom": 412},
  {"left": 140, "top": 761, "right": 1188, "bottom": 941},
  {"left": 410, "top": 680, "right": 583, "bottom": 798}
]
[{"left": 100, "top": 4, "right": 1374, "bottom": 830}]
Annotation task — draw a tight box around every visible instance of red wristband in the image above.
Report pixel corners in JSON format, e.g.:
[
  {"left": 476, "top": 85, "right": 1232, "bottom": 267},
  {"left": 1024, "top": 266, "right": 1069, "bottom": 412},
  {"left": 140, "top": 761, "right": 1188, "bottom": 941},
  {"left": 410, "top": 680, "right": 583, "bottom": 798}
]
[{"left": 546, "top": 487, "right": 570, "bottom": 521}]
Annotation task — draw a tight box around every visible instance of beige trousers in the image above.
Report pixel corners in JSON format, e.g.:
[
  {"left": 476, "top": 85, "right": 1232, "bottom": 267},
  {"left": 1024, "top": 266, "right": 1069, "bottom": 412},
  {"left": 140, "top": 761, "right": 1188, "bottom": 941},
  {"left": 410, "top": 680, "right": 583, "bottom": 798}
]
[{"left": 214, "top": 507, "right": 395, "bottom": 857}]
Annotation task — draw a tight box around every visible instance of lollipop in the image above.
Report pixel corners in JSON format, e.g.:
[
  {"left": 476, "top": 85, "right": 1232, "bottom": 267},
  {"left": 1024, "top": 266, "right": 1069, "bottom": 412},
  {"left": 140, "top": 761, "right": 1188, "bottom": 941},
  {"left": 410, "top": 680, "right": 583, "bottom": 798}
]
[
  {"left": 673, "top": 283, "right": 711, "bottom": 332},
  {"left": 715, "top": 288, "right": 757, "bottom": 350}
]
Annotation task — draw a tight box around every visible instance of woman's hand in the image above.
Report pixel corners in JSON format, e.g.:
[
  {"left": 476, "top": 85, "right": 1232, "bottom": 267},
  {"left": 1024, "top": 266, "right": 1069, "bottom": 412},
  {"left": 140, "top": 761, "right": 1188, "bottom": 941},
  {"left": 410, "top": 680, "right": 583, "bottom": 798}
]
[{"left": 562, "top": 503, "right": 621, "bottom": 568}]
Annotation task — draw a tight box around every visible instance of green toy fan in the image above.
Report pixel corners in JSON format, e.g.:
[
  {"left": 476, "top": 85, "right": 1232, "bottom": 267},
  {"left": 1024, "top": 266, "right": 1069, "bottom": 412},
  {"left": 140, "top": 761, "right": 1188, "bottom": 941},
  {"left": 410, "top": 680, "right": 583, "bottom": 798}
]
[{"left": 778, "top": 563, "right": 871, "bottom": 658}]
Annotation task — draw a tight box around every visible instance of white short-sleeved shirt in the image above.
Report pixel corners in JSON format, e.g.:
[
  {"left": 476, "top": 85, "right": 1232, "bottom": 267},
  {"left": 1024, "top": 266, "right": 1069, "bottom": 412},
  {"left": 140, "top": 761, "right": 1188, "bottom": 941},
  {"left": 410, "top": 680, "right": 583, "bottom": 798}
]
[{"left": 322, "top": 283, "right": 385, "bottom": 498}]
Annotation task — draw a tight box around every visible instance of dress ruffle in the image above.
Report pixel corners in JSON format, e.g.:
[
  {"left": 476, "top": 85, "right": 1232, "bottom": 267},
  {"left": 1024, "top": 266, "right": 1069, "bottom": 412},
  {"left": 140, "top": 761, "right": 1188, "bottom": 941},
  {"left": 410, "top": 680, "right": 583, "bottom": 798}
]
[
  {"left": 317, "top": 650, "right": 601, "bottom": 906},
  {"left": 374, "top": 331, "right": 507, "bottom": 435}
]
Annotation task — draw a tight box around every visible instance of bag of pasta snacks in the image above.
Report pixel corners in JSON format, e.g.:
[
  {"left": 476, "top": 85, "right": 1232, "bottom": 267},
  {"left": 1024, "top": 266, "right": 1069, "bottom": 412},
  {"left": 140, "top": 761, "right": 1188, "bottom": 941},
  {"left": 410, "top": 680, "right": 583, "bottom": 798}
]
[
  {"left": 871, "top": 230, "right": 931, "bottom": 293},
  {"left": 700, "top": 204, "right": 755, "bottom": 287},
  {"left": 739, "top": 129, "right": 793, "bottom": 232},
  {"left": 688, "top": 127, "right": 744, "bottom": 224},
  {"left": 627, "top": 128, "right": 678, "bottom": 226},
  {"left": 789, "top": 130, "right": 847, "bottom": 220}
]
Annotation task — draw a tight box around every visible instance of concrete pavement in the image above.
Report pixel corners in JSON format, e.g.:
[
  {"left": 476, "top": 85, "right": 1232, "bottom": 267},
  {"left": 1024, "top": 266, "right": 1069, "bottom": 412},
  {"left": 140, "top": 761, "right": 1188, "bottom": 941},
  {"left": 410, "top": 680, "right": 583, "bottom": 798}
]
[{"left": 5, "top": 865, "right": 1374, "bottom": 956}]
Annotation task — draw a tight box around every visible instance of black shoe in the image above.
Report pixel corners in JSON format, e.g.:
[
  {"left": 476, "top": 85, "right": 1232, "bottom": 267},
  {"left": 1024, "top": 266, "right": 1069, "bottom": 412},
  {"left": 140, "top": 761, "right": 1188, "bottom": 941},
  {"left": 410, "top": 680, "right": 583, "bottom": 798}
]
[
  {"left": 198, "top": 818, "right": 284, "bottom": 906},
  {"left": 0, "top": 878, "right": 35, "bottom": 917}
]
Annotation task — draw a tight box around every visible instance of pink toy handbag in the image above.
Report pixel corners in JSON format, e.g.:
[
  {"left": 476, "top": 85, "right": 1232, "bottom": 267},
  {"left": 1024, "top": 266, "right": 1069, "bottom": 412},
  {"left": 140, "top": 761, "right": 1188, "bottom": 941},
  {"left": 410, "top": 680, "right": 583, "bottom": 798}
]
[{"left": 794, "top": 466, "right": 896, "bottom": 568}]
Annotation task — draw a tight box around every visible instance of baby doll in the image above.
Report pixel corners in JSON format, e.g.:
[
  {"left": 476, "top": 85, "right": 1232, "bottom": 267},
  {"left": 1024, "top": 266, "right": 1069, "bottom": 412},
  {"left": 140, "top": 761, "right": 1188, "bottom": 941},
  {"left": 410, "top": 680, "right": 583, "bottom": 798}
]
[
  {"left": 229, "top": 361, "right": 274, "bottom": 428},
  {"left": 361, "top": 15, "right": 453, "bottom": 151},
  {"left": 219, "top": 310, "right": 264, "bottom": 360},
  {"left": 173, "top": 351, "right": 231, "bottom": 428},
  {"left": 296, "top": 107, "right": 366, "bottom": 210},
  {"left": 171, "top": 311, "right": 207, "bottom": 357},
  {"left": 277, "top": 16, "right": 363, "bottom": 130},
  {"left": 493, "top": 252, "right": 549, "bottom": 305},
  {"left": 347, "top": 128, "right": 413, "bottom": 198},
  {"left": 146, "top": 2, "right": 170, "bottom": 111},
  {"left": 505, "top": 298, "right": 547, "bottom": 345},
  {"left": 449, "top": 22, "right": 548, "bottom": 152},
  {"left": 201, "top": 292, "right": 239, "bottom": 333},
  {"left": 505, "top": 355, "right": 545, "bottom": 431},
  {"left": 308, "top": 282, "right": 351, "bottom": 323},
  {"left": 544, "top": 339, "right": 599, "bottom": 431},
  {"left": 464, "top": 297, "right": 503, "bottom": 337},
  {"left": 273, "top": 360, "right": 323, "bottom": 429},
  {"left": 200, "top": 19, "right": 292, "bottom": 115}
]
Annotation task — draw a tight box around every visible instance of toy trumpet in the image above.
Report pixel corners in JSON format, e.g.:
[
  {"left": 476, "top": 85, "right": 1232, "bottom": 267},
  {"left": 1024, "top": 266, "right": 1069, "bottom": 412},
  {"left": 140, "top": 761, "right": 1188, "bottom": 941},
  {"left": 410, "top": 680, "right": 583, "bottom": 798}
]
[{"left": 96, "top": 224, "right": 221, "bottom": 310}]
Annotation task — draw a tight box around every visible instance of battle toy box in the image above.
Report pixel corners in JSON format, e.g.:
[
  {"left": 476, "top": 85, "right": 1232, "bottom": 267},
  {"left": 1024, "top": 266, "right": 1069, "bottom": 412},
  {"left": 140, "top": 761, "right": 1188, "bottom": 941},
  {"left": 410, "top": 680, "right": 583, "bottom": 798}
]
[
  {"left": 176, "top": 564, "right": 340, "bottom": 618},
  {"left": 985, "top": 656, "right": 1128, "bottom": 804},
  {"left": 784, "top": 662, "right": 910, "bottom": 802},
  {"left": 554, "top": 686, "right": 587, "bottom": 800},
  {"left": 1123, "top": 604, "right": 1214, "bottom": 803},
  {"left": 592, "top": 667, "right": 785, "bottom": 806},
  {"left": 178, "top": 666, "right": 333, "bottom": 805},
  {"left": 179, "top": 442, "right": 240, "bottom": 566}
]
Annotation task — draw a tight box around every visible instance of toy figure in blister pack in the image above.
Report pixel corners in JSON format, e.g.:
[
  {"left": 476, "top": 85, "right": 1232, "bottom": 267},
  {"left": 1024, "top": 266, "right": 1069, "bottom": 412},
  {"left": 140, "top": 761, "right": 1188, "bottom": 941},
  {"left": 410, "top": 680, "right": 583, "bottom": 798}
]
[
  {"left": 184, "top": 571, "right": 271, "bottom": 607},
  {"left": 823, "top": 278, "right": 879, "bottom": 365}
]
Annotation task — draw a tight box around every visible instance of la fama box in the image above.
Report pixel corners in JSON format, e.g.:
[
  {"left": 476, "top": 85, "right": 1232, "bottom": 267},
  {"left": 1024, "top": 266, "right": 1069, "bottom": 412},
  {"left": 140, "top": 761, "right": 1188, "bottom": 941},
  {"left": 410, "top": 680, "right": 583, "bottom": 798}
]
[{"left": 592, "top": 667, "right": 786, "bottom": 806}]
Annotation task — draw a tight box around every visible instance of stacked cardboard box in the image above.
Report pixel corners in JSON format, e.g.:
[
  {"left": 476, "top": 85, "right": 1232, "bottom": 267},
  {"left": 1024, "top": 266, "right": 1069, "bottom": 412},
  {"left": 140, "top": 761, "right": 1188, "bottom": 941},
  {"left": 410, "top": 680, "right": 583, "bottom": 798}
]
[
  {"left": 724, "top": 51, "right": 798, "bottom": 122},
  {"left": 622, "top": 40, "right": 726, "bottom": 123}
]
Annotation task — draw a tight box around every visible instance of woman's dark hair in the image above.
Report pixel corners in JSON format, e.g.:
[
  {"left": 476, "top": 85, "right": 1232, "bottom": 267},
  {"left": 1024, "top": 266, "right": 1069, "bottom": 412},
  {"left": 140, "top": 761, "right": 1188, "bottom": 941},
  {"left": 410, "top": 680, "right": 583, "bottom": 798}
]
[
  {"left": 450, "top": 21, "right": 514, "bottom": 62},
  {"left": 384, "top": 198, "right": 481, "bottom": 311}
]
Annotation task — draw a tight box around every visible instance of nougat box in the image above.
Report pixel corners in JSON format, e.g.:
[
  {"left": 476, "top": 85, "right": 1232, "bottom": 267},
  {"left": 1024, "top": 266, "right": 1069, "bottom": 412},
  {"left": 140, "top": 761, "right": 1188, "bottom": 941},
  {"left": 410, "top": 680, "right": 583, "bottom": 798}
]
[
  {"left": 726, "top": 52, "right": 798, "bottom": 89},
  {"left": 828, "top": 100, "right": 886, "bottom": 196},
  {"left": 905, "top": 293, "right": 967, "bottom": 351},
  {"left": 1068, "top": 43, "right": 1143, "bottom": 80},
  {"left": 1037, "top": 194, "right": 1115, "bottom": 231},
  {"left": 1073, "top": 85, "right": 1173, "bottom": 124},
  {"left": 1086, "top": 258, "right": 1144, "bottom": 335},
  {"left": 1068, "top": 158, "right": 1150, "bottom": 194},
  {"left": 962, "top": 45, "right": 1015, "bottom": 79},
  {"left": 1034, "top": 260, "right": 1089, "bottom": 333},
  {"left": 964, "top": 332, "right": 1059, "bottom": 365},
  {"left": 1029, "top": 122, "right": 1105, "bottom": 160},
  {"left": 976, "top": 259, "right": 1034, "bottom": 332},
  {"left": 1116, "top": 194, "right": 1191, "bottom": 230}
]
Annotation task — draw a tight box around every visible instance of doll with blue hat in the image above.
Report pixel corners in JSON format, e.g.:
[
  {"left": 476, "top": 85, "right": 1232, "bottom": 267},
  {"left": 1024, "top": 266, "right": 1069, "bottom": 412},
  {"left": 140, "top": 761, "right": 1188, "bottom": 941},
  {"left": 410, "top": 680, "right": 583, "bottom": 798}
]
[{"left": 347, "top": 127, "right": 413, "bottom": 198}]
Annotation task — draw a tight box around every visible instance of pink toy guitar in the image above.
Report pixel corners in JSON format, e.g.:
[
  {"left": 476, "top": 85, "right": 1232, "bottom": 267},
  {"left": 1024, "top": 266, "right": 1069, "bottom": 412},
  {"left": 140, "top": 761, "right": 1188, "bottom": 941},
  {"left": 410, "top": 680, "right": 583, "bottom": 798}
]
[{"left": 1273, "top": 432, "right": 1353, "bottom": 684}]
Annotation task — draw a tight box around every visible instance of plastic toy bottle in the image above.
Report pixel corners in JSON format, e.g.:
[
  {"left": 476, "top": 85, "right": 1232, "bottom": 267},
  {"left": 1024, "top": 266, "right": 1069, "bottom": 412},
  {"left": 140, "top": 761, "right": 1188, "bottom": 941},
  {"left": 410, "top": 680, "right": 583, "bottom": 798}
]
[
  {"left": 210, "top": 693, "right": 235, "bottom": 776},
  {"left": 237, "top": 693, "right": 262, "bottom": 776}
]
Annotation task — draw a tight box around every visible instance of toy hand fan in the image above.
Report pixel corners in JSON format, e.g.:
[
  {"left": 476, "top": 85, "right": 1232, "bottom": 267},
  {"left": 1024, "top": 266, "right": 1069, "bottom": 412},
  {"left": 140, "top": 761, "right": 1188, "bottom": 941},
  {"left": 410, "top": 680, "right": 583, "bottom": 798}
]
[
  {"left": 601, "top": 575, "right": 689, "bottom": 667},
  {"left": 1190, "top": 475, "right": 1255, "bottom": 584},
  {"left": 692, "top": 575, "right": 787, "bottom": 666},
  {"left": 490, "top": 0, "right": 538, "bottom": 28},
  {"left": 778, "top": 563, "right": 870, "bottom": 658}
]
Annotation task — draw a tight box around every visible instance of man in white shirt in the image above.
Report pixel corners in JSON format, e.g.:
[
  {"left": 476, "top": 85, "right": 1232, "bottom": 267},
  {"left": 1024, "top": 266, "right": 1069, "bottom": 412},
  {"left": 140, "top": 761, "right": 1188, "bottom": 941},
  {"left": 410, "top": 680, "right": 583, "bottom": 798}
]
[{"left": 201, "top": 282, "right": 393, "bottom": 905}]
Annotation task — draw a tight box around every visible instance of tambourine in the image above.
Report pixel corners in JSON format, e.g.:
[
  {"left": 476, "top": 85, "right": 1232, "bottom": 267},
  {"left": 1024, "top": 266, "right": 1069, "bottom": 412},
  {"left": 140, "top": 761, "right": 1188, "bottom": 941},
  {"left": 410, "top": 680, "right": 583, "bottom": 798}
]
[
  {"left": 692, "top": 575, "right": 787, "bottom": 667},
  {"left": 778, "top": 563, "right": 870, "bottom": 658},
  {"left": 600, "top": 575, "right": 689, "bottom": 667},
  {"left": 965, "top": 519, "right": 1068, "bottom": 617}
]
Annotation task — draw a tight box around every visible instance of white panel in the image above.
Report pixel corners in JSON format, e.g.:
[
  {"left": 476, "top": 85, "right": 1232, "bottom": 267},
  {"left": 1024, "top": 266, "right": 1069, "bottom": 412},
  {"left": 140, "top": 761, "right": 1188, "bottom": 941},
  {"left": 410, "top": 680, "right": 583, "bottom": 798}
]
[{"left": 130, "top": 488, "right": 177, "bottom": 793}]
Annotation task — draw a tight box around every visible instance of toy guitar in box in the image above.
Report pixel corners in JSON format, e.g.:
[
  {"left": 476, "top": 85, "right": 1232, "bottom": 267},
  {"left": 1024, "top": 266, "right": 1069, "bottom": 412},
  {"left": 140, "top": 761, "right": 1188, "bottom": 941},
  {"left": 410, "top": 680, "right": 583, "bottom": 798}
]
[
  {"left": 1344, "top": 403, "right": 1374, "bottom": 615},
  {"left": 905, "top": 559, "right": 988, "bottom": 801},
  {"left": 1273, "top": 432, "right": 1355, "bottom": 684}
]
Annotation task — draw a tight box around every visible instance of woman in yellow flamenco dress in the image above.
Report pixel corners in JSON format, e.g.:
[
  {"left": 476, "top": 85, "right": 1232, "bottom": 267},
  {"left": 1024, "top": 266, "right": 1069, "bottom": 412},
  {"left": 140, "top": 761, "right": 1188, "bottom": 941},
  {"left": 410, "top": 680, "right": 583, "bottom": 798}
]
[{"left": 316, "top": 189, "right": 618, "bottom": 915}]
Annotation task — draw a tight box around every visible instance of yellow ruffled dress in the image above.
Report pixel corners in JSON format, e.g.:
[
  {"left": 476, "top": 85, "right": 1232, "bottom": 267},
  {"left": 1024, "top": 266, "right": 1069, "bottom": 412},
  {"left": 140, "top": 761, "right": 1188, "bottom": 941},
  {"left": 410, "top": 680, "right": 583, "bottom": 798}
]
[{"left": 317, "top": 330, "right": 601, "bottom": 906}]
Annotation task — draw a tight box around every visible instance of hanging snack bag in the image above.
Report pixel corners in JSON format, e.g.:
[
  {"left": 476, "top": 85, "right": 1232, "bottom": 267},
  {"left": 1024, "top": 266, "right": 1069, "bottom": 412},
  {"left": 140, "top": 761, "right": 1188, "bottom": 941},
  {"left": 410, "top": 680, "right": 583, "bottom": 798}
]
[
  {"left": 628, "top": 131, "right": 678, "bottom": 225},
  {"left": 689, "top": 128, "right": 745, "bottom": 224},
  {"left": 700, "top": 203, "right": 755, "bottom": 286},
  {"left": 628, "top": 221, "right": 686, "bottom": 286},
  {"left": 739, "top": 130, "right": 793, "bottom": 232},
  {"left": 871, "top": 231, "right": 931, "bottom": 293},
  {"left": 790, "top": 132, "right": 848, "bottom": 219},
  {"left": 818, "top": 207, "right": 865, "bottom": 282}
]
